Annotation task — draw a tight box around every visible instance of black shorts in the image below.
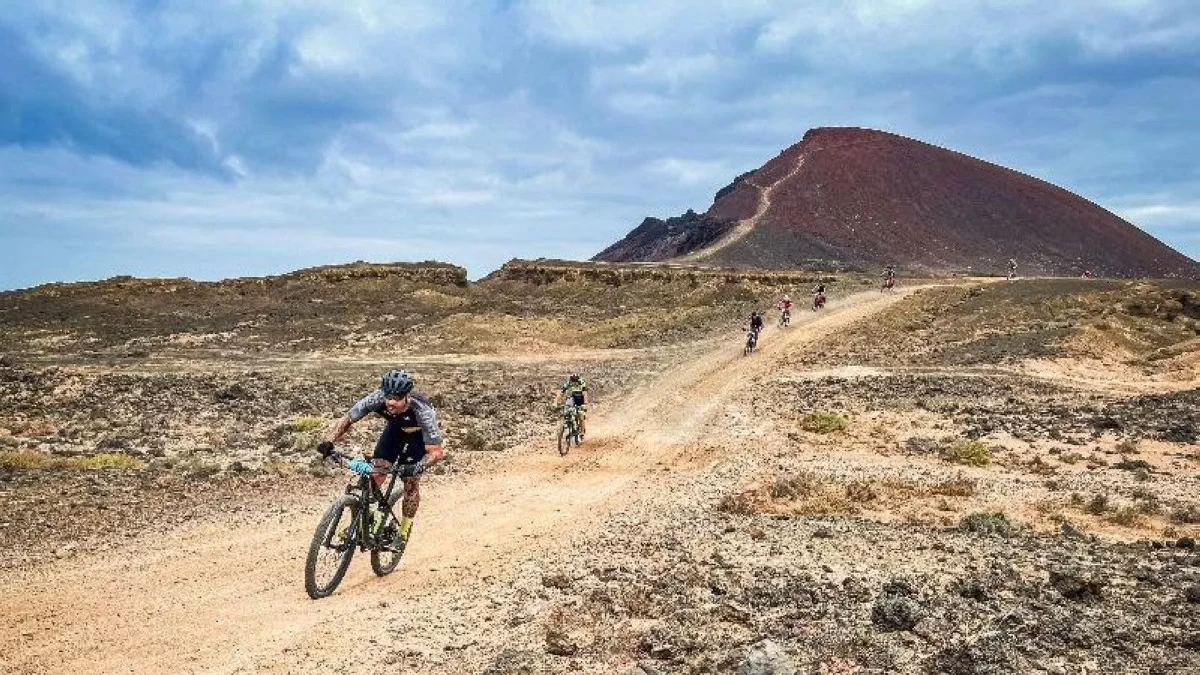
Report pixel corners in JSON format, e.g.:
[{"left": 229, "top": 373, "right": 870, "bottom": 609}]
[
  {"left": 570, "top": 392, "right": 586, "bottom": 407},
  {"left": 372, "top": 418, "right": 427, "bottom": 465}
]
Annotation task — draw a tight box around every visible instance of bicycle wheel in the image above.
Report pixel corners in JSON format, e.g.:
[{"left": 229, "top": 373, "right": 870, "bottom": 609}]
[
  {"left": 557, "top": 421, "right": 570, "bottom": 456},
  {"left": 304, "top": 494, "right": 360, "bottom": 599},
  {"left": 370, "top": 490, "right": 404, "bottom": 577}
]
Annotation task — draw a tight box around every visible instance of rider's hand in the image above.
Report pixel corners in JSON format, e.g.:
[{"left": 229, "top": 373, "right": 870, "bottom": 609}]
[
  {"left": 398, "top": 459, "right": 426, "bottom": 478},
  {"left": 349, "top": 458, "right": 373, "bottom": 475},
  {"left": 317, "top": 441, "right": 334, "bottom": 457}
]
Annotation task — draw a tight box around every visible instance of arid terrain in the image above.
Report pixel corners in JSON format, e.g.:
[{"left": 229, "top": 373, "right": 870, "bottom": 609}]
[{"left": 1, "top": 265, "right": 1198, "bottom": 674}]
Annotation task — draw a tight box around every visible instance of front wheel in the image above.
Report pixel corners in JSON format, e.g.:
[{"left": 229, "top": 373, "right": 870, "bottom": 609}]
[
  {"left": 370, "top": 490, "right": 404, "bottom": 577},
  {"left": 305, "top": 494, "right": 360, "bottom": 599},
  {"left": 557, "top": 421, "right": 570, "bottom": 456}
]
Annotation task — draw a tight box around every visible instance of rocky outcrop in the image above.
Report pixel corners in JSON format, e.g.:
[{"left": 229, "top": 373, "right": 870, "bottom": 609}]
[{"left": 593, "top": 209, "right": 735, "bottom": 263}]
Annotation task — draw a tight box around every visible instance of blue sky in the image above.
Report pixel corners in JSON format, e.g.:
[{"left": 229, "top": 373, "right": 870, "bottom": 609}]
[{"left": 1, "top": 0, "right": 1198, "bottom": 289}]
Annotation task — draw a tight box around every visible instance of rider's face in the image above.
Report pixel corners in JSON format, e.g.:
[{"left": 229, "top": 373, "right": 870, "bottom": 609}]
[{"left": 384, "top": 394, "right": 410, "bottom": 415}]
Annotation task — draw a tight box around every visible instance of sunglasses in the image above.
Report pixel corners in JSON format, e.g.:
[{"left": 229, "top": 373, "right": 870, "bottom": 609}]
[{"left": 385, "top": 393, "right": 409, "bottom": 402}]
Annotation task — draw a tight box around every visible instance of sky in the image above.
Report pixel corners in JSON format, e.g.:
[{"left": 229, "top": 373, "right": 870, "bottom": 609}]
[{"left": 1, "top": 0, "right": 1198, "bottom": 289}]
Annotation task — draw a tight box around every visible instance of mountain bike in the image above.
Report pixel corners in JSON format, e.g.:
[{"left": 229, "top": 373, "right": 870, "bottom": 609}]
[
  {"left": 304, "top": 447, "right": 410, "bottom": 599},
  {"left": 881, "top": 277, "right": 895, "bottom": 292},
  {"left": 779, "top": 308, "right": 791, "bottom": 328},
  {"left": 812, "top": 293, "right": 827, "bottom": 311},
  {"left": 558, "top": 401, "right": 583, "bottom": 456},
  {"left": 744, "top": 327, "right": 760, "bottom": 356}
]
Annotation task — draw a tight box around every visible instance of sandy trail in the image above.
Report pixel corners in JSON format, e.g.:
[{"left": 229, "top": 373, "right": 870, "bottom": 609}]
[
  {"left": 680, "top": 155, "right": 806, "bottom": 263},
  {"left": 0, "top": 286, "right": 926, "bottom": 674}
]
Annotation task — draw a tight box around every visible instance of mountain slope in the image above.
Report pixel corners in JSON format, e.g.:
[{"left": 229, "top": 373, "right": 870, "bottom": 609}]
[{"left": 596, "top": 127, "right": 1198, "bottom": 278}]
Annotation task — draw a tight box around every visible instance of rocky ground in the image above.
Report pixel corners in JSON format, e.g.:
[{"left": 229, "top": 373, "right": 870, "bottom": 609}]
[{"left": 1, "top": 276, "right": 1197, "bottom": 674}]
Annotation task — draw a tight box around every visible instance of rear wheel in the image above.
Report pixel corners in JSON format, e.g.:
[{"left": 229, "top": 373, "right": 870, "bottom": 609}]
[
  {"left": 304, "top": 494, "right": 360, "bottom": 599},
  {"left": 370, "top": 490, "right": 404, "bottom": 577}
]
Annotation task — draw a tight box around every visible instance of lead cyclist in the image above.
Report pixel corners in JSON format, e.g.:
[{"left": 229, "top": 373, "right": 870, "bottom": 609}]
[{"left": 318, "top": 369, "right": 445, "bottom": 551}]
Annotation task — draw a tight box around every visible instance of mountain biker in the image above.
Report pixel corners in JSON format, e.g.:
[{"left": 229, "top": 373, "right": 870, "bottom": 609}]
[
  {"left": 778, "top": 294, "right": 793, "bottom": 321},
  {"left": 882, "top": 266, "right": 896, "bottom": 289},
  {"left": 317, "top": 369, "right": 444, "bottom": 549},
  {"left": 747, "top": 310, "right": 764, "bottom": 336},
  {"left": 554, "top": 373, "right": 590, "bottom": 439},
  {"left": 1007, "top": 258, "right": 1017, "bottom": 280},
  {"left": 812, "top": 283, "right": 827, "bottom": 309}
]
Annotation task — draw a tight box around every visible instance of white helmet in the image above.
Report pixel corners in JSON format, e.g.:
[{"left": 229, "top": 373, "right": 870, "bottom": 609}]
[{"left": 783, "top": 294, "right": 790, "bottom": 301}]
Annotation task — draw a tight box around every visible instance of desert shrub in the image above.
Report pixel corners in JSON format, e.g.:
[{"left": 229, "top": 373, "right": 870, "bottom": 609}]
[
  {"left": 844, "top": 480, "right": 879, "bottom": 503},
  {"left": 1115, "top": 438, "right": 1140, "bottom": 454},
  {"left": 930, "top": 478, "right": 977, "bottom": 497},
  {"left": 1084, "top": 494, "right": 1109, "bottom": 516},
  {"left": 959, "top": 511, "right": 1013, "bottom": 536},
  {"left": 1106, "top": 505, "right": 1143, "bottom": 527},
  {"left": 799, "top": 411, "right": 847, "bottom": 434},
  {"left": 769, "top": 472, "right": 822, "bottom": 499},
  {"left": 941, "top": 440, "right": 992, "bottom": 467},
  {"left": 72, "top": 453, "right": 142, "bottom": 470},
  {"left": 294, "top": 416, "right": 327, "bottom": 433},
  {"left": 718, "top": 491, "right": 759, "bottom": 516},
  {"left": 1131, "top": 489, "right": 1161, "bottom": 515},
  {"left": 1171, "top": 505, "right": 1200, "bottom": 524},
  {"left": 0, "top": 450, "right": 49, "bottom": 470},
  {"left": 1059, "top": 452, "right": 1084, "bottom": 464}
]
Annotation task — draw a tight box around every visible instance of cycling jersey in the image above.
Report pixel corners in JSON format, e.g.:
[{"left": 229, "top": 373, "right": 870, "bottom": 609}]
[
  {"left": 349, "top": 390, "right": 444, "bottom": 464},
  {"left": 561, "top": 379, "right": 588, "bottom": 406}
]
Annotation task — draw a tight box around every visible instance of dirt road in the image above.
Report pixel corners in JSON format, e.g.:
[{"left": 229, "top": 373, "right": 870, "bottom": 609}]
[{"left": 0, "top": 287, "right": 925, "bottom": 674}]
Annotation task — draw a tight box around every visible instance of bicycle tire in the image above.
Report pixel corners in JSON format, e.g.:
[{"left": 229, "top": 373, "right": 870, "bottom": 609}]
[
  {"left": 304, "top": 493, "right": 360, "bottom": 599},
  {"left": 557, "top": 421, "right": 570, "bottom": 456},
  {"left": 370, "top": 490, "right": 404, "bottom": 577}
]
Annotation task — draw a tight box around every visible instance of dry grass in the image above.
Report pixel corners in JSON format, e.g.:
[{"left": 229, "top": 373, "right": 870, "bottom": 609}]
[
  {"left": 959, "top": 511, "right": 1013, "bottom": 536},
  {"left": 721, "top": 473, "right": 978, "bottom": 518},
  {"left": 293, "top": 416, "right": 327, "bottom": 433},
  {"left": 0, "top": 450, "right": 143, "bottom": 471}
]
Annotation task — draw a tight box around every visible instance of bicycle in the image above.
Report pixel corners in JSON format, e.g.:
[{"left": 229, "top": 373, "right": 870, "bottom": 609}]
[
  {"left": 744, "top": 327, "right": 760, "bottom": 356},
  {"left": 779, "top": 309, "right": 791, "bottom": 328},
  {"left": 304, "top": 447, "right": 410, "bottom": 599},
  {"left": 558, "top": 401, "right": 582, "bottom": 456}
]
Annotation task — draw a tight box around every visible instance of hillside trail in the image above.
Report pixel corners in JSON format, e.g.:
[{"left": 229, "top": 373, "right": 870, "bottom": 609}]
[
  {"left": 0, "top": 284, "right": 941, "bottom": 674},
  {"left": 679, "top": 154, "right": 806, "bottom": 263}
]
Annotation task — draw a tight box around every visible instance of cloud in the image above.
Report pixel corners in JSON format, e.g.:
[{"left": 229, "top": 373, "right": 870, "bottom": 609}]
[{"left": 0, "top": 1, "right": 1197, "bottom": 290}]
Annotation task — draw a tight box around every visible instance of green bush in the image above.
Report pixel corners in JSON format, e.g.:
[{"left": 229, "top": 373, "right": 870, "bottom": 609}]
[
  {"left": 799, "top": 411, "right": 847, "bottom": 434},
  {"left": 941, "top": 440, "right": 992, "bottom": 467},
  {"left": 959, "top": 511, "right": 1013, "bottom": 536}
]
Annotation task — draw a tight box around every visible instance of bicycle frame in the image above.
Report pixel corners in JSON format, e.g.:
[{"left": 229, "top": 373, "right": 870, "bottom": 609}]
[{"left": 329, "top": 455, "right": 406, "bottom": 553}]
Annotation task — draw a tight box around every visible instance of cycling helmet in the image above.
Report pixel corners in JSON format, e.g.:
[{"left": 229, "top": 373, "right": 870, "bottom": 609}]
[
  {"left": 380, "top": 369, "right": 414, "bottom": 397},
  {"left": 783, "top": 295, "right": 791, "bottom": 302},
  {"left": 569, "top": 373, "right": 581, "bottom": 382}
]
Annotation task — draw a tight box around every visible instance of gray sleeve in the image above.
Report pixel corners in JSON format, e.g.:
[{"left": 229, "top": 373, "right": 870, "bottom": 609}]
[
  {"left": 411, "top": 398, "right": 445, "bottom": 446},
  {"left": 348, "top": 390, "right": 385, "bottom": 422}
]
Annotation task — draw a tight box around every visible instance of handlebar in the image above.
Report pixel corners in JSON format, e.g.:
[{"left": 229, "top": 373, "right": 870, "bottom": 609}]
[{"left": 317, "top": 446, "right": 416, "bottom": 477}]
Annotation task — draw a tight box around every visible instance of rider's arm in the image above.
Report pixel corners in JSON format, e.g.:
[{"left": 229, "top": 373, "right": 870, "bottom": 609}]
[
  {"left": 327, "top": 390, "right": 384, "bottom": 443},
  {"left": 412, "top": 398, "right": 447, "bottom": 467}
]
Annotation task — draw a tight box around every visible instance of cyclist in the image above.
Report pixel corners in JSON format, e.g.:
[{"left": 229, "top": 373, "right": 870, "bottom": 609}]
[
  {"left": 747, "top": 310, "right": 764, "bottom": 336},
  {"left": 777, "top": 295, "right": 793, "bottom": 325},
  {"left": 812, "top": 283, "right": 827, "bottom": 309},
  {"left": 882, "top": 266, "right": 896, "bottom": 291},
  {"left": 1007, "top": 258, "right": 1017, "bottom": 281},
  {"left": 317, "top": 369, "right": 444, "bottom": 550},
  {"left": 554, "top": 373, "right": 590, "bottom": 439}
]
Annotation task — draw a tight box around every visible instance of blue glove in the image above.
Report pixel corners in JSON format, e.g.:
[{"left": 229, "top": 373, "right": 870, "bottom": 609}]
[{"left": 349, "top": 459, "right": 373, "bottom": 475}]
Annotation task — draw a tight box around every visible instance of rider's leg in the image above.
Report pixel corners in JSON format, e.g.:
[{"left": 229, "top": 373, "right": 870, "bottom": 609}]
[{"left": 399, "top": 476, "right": 420, "bottom": 538}]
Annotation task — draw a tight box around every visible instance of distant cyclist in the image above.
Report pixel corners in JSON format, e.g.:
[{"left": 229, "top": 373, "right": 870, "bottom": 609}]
[
  {"left": 882, "top": 266, "right": 896, "bottom": 291},
  {"left": 812, "top": 283, "right": 827, "bottom": 310},
  {"left": 777, "top": 295, "right": 793, "bottom": 326},
  {"left": 554, "top": 373, "right": 590, "bottom": 439},
  {"left": 318, "top": 369, "right": 444, "bottom": 551},
  {"left": 747, "top": 310, "right": 765, "bottom": 336},
  {"left": 1007, "top": 258, "right": 1017, "bottom": 281}
]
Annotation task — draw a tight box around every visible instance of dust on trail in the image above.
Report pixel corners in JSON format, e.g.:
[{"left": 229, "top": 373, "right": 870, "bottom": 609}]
[{"left": 0, "top": 286, "right": 932, "bottom": 674}]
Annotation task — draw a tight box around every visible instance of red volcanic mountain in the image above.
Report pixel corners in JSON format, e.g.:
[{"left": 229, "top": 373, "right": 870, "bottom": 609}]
[{"left": 595, "top": 127, "right": 1198, "bottom": 278}]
